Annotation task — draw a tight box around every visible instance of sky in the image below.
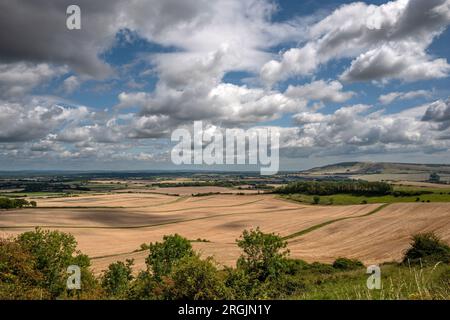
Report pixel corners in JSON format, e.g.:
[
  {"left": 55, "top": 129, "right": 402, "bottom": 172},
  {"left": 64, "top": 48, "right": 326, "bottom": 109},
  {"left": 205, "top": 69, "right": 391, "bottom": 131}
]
[{"left": 1, "top": 0, "right": 450, "bottom": 171}]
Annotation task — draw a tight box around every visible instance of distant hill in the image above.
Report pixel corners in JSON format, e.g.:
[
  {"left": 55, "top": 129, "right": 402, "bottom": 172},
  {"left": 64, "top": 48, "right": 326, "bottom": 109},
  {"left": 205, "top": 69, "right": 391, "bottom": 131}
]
[{"left": 302, "top": 162, "right": 450, "bottom": 176}]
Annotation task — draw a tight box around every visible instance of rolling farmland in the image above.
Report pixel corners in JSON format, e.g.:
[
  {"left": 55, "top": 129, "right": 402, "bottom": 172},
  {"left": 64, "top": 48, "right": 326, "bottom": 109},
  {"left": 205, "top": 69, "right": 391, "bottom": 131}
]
[{"left": 2, "top": 188, "right": 449, "bottom": 274}]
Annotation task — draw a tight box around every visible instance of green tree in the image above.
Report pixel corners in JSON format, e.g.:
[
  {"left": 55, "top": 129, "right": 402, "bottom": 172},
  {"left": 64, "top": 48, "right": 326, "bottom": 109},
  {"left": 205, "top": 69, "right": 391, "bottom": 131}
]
[
  {"left": 145, "top": 234, "right": 194, "bottom": 281},
  {"left": 313, "top": 196, "right": 320, "bottom": 205},
  {"left": 16, "top": 228, "right": 92, "bottom": 298},
  {"left": 276, "top": 180, "right": 392, "bottom": 196},
  {"left": 225, "top": 267, "right": 265, "bottom": 299},
  {"left": 163, "top": 255, "right": 229, "bottom": 300},
  {"left": 128, "top": 271, "right": 161, "bottom": 300},
  {"left": 14, "top": 199, "right": 30, "bottom": 208},
  {"left": 0, "top": 198, "right": 15, "bottom": 209},
  {"left": 429, "top": 172, "right": 441, "bottom": 183},
  {"left": 0, "top": 198, "right": 31, "bottom": 209},
  {"left": 0, "top": 238, "right": 48, "bottom": 299},
  {"left": 236, "top": 228, "right": 289, "bottom": 281},
  {"left": 101, "top": 259, "right": 134, "bottom": 298}
]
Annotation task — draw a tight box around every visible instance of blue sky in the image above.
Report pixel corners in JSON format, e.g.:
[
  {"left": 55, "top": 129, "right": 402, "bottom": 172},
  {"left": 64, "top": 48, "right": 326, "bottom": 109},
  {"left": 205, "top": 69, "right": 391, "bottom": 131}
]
[{"left": 1, "top": 0, "right": 450, "bottom": 171}]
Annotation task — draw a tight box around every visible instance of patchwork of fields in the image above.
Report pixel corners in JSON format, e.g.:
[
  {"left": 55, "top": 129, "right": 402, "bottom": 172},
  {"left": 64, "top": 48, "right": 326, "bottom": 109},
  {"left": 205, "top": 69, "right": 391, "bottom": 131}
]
[{"left": 1, "top": 187, "right": 450, "bottom": 274}]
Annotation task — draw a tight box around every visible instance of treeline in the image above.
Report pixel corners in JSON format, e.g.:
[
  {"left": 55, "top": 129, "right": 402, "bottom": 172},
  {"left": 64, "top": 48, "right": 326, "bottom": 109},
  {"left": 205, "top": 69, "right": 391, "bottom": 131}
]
[
  {"left": 151, "top": 181, "right": 274, "bottom": 190},
  {"left": 22, "top": 182, "right": 89, "bottom": 193},
  {"left": 1, "top": 227, "right": 449, "bottom": 300},
  {"left": 0, "top": 198, "right": 36, "bottom": 209},
  {"left": 150, "top": 181, "right": 237, "bottom": 188},
  {"left": 0, "top": 180, "right": 90, "bottom": 193},
  {"left": 275, "top": 180, "right": 393, "bottom": 196}
]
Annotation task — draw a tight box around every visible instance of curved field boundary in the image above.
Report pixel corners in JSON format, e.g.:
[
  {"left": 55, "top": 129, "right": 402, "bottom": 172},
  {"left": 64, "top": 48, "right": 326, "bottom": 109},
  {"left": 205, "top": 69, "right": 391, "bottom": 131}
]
[
  {"left": 22, "top": 197, "right": 263, "bottom": 212},
  {"left": 137, "top": 195, "right": 188, "bottom": 207},
  {"left": 208, "top": 201, "right": 384, "bottom": 245},
  {"left": 28, "top": 195, "right": 188, "bottom": 210},
  {"left": 37, "top": 197, "right": 263, "bottom": 213},
  {"left": 134, "top": 198, "right": 265, "bottom": 213},
  {"left": 0, "top": 205, "right": 306, "bottom": 230},
  {"left": 21, "top": 206, "right": 127, "bottom": 209},
  {"left": 283, "top": 203, "right": 389, "bottom": 240},
  {"left": 282, "top": 203, "right": 389, "bottom": 241},
  {"left": 89, "top": 204, "right": 385, "bottom": 261}
]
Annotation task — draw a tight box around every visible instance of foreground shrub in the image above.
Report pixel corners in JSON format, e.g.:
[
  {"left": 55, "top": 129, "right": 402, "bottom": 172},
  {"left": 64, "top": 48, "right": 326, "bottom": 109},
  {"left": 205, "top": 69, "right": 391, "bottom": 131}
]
[
  {"left": 332, "top": 258, "right": 365, "bottom": 271},
  {"left": 236, "top": 228, "right": 289, "bottom": 281},
  {"left": 145, "top": 234, "right": 194, "bottom": 281},
  {"left": 264, "top": 274, "right": 306, "bottom": 299},
  {"left": 163, "top": 255, "right": 229, "bottom": 300},
  {"left": 225, "top": 267, "right": 265, "bottom": 299},
  {"left": 16, "top": 228, "right": 97, "bottom": 298},
  {"left": 403, "top": 232, "right": 450, "bottom": 265},
  {"left": 128, "top": 271, "right": 161, "bottom": 300},
  {"left": 101, "top": 259, "right": 134, "bottom": 299},
  {"left": 283, "top": 259, "right": 310, "bottom": 275},
  {"left": 0, "top": 238, "right": 48, "bottom": 299}
]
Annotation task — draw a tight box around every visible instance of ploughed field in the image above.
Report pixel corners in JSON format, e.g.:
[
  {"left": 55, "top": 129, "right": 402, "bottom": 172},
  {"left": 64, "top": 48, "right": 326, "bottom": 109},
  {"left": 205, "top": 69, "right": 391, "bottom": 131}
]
[{"left": 1, "top": 189, "right": 450, "bottom": 273}]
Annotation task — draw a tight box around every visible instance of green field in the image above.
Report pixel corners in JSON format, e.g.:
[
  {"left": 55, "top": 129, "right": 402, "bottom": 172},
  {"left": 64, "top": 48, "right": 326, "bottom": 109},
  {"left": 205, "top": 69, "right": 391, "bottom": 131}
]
[{"left": 280, "top": 186, "right": 450, "bottom": 205}]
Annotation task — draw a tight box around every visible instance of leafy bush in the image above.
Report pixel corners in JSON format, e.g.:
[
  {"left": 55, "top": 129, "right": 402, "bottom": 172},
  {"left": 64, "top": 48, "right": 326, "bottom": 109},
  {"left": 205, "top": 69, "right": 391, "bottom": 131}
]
[
  {"left": 332, "top": 258, "right": 364, "bottom": 271},
  {"left": 135, "top": 243, "right": 150, "bottom": 252},
  {"left": 0, "top": 229, "right": 99, "bottom": 299},
  {"left": 403, "top": 232, "right": 450, "bottom": 265},
  {"left": 307, "top": 262, "right": 336, "bottom": 274},
  {"left": 16, "top": 228, "right": 95, "bottom": 298},
  {"left": 265, "top": 274, "right": 306, "bottom": 298},
  {"left": 313, "top": 196, "right": 320, "bottom": 204},
  {"left": 128, "top": 271, "right": 161, "bottom": 300},
  {"left": 283, "top": 259, "right": 310, "bottom": 275},
  {"left": 0, "top": 238, "right": 47, "bottom": 299},
  {"left": 145, "top": 234, "right": 194, "bottom": 281},
  {"left": 224, "top": 267, "right": 263, "bottom": 299},
  {"left": 163, "top": 255, "right": 229, "bottom": 300},
  {"left": 101, "top": 259, "right": 134, "bottom": 298},
  {"left": 236, "top": 228, "right": 289, "bottom": 281}
]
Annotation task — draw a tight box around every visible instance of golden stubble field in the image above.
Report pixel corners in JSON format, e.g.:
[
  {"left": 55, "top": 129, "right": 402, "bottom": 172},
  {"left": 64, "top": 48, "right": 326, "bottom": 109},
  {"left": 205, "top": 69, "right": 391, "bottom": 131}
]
[{"left": 1, "top": 189, "right": 450, "bottom": 273}]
